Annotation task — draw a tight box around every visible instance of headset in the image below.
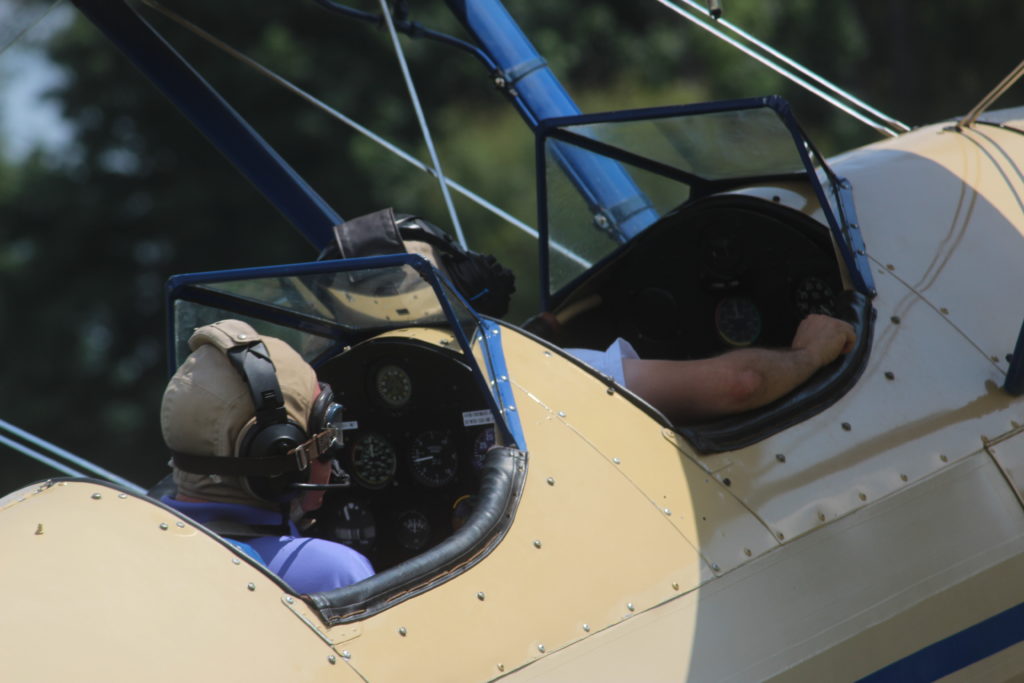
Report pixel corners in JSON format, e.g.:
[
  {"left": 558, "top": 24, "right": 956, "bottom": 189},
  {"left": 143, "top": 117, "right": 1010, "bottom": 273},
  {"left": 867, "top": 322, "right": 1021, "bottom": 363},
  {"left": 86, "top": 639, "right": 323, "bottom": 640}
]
[{"left": 171, "top": 340, "right": 348, "bottom": 502}]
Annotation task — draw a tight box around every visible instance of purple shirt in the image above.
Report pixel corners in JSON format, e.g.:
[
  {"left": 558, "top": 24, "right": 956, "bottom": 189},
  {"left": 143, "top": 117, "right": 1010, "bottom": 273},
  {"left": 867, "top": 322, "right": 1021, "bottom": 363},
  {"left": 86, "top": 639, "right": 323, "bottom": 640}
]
[{"left": 162, "top": 496, "right": 374, "bottom": 594}]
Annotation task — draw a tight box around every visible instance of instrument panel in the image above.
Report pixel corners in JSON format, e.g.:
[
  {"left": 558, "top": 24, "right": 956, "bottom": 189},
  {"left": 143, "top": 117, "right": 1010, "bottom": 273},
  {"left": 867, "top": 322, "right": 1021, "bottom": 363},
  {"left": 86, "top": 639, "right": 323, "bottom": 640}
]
[
  {"left": 555, "top": 196, "right": 844, "bottom": 362},
  {"left": 310, "top": 337, "right": 498, "bottom": 570}
]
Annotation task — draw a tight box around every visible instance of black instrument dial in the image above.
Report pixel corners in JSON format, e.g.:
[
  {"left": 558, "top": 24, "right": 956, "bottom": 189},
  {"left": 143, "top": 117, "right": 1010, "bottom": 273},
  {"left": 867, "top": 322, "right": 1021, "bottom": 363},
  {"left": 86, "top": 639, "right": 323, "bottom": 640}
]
[
  {"left": 350, "top": 433, "right": 398, "bottom": 488},
  {"left": 471, "top": 425, "right": 496, "bottom": 471},
  {"left": 714, "top": 296, "right": 762, "bottom": 347},
  {"left": 794, "top": 275, "right": 836, "bottom": 317},
  {"left": 408, "top": 430, "right": 458, "bottom": 488},
  {"left": 374, "top": 364, "right": 412, "bottom": 408},
  {"left": 328, "top": 501, "right": 376, "bottom": 553},
  {"left": 396, "top": 510, "right": 431, "bottom": 551}
]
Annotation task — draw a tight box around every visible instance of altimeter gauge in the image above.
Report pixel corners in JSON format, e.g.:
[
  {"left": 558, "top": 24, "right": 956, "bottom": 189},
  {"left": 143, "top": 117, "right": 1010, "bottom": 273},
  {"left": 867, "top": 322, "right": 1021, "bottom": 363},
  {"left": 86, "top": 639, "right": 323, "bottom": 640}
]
[{"left": 408, "top": 430, "right": 458, "bottom": 488}]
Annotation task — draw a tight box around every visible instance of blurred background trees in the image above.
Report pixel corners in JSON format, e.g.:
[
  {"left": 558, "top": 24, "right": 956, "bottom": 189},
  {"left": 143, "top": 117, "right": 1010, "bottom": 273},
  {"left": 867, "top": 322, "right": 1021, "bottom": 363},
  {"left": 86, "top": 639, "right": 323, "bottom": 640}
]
[{"left": 1, "top": 0, "right": 1022, "bottom": 490}]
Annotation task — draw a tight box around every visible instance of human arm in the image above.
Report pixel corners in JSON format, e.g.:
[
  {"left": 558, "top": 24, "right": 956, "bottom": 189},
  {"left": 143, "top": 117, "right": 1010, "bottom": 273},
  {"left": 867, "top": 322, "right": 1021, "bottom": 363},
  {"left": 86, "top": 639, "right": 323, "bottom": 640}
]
[{"left": 622, "top": 314, "right": 856, "bottom": 422}]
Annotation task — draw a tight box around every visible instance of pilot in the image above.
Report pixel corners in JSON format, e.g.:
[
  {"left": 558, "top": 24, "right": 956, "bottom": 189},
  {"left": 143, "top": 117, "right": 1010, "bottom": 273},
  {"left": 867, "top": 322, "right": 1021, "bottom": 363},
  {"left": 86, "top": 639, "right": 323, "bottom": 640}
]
[
  {"left": 567, "top": 314, "right": 856, "bottom": 422},
  {"left": 160, "top": 319, "right": 374, "bottom": 594}
]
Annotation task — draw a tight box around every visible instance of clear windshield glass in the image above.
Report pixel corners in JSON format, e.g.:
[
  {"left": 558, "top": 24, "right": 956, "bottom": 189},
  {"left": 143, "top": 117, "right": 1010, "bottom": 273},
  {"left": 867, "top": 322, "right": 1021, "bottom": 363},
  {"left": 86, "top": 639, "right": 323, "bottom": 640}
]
[
  {"left": 169, "top": 260, "right": 478, "bottom": 367},
  {"left": 542, "top": 102, "right": 844, "bottom": 295}
]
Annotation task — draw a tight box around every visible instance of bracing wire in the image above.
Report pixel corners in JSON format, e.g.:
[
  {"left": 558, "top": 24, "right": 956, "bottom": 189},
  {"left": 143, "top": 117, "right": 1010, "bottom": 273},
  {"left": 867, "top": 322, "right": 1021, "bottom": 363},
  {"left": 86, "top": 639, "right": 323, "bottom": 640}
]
[
  {"left": 139, "top": 0, "right": 591, "bottom": 269},
  {"left": 0, "top": 0, "right": 64, "bottom": 57},
  {"left": 377, "top": 0, "right": 467, "bottom": 250},
  {"left": 655, "top": 0, "right": 911, "bottom": 137},
  {"left": 0, "top": 418, "right": 146, "bottom": 493}
]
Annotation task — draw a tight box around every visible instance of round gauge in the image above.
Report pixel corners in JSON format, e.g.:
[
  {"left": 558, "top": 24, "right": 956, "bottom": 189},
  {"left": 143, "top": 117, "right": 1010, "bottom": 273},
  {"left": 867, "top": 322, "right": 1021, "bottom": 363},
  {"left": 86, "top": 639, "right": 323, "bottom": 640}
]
[
  {"left": 374, "top": 364, "right": 412, "bottom": 408},
  {"left": 714, "top": 296, "right": 762, "bottom": 347},
  {"left": 408, "top": 430, "right": 458, "bottom": 488},
  {"left": 451, "top": 494, "right": 477, "bottom": 532},
  {"left": 349, "top": 433, "right": 398, "bottom": 488},
  {"left": 794, "top": 276, "right": 836, "bottom": 317},
  {"left": 329, "top": 501, "right": 376, "bottom": 553},
  {"left": 471, "top": 425, "right": 496, "bottom": 470},
  {"left": 395, "top": 509, "right": 431, "bottom": 551}
]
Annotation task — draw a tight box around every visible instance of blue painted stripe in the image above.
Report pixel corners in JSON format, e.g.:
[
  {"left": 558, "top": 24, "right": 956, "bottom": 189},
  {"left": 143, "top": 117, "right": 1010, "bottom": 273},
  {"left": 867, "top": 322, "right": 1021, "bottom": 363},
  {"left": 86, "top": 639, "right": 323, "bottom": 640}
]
[{"left": 859, "top": 601, "right": 1024, "bottom": 681}]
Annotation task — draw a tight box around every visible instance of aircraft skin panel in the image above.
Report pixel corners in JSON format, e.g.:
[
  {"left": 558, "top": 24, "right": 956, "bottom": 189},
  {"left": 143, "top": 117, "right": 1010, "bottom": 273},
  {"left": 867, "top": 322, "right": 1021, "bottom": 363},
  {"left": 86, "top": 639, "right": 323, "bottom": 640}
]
[
  {"left": 496, "top": 325, "right": 781, "bottom": 573},
  {"left": 498, "top": 451, "right": 1024, "bottom": 681},
  {"left": 333, "top": 332, "right": 708, "bottom": 681},
  {"left": 0, "top": 481, "right": 362, "bottom": 682},
  {"left": 832, "top": 110, "right": 1024, "bottom": 374}
]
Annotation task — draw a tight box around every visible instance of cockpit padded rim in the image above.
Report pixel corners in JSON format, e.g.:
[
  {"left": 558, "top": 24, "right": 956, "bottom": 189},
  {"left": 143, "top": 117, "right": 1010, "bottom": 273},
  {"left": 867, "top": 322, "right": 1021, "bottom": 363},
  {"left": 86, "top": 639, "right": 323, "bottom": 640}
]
[{"left": 307, "top": 445, "right": 527, "bottom": 624}]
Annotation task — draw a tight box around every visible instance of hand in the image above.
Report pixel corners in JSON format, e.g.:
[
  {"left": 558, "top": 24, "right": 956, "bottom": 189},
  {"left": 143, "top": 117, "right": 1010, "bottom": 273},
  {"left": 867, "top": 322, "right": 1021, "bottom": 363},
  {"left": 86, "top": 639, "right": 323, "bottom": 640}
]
[{"left": 790, "top": 314, "right": 856, "bottom": 368}]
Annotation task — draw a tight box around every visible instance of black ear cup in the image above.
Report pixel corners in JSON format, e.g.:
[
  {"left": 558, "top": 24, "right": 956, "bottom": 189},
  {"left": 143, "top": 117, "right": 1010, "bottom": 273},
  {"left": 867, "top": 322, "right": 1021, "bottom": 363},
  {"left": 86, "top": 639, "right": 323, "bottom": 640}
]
[{"left": 237, "top": 419, "right": 309, "bottom": 502}]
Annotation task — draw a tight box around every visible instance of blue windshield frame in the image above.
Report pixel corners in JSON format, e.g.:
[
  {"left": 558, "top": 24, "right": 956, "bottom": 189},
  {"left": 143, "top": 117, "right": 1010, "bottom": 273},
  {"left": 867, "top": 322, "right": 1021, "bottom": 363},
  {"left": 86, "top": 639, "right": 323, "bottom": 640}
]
[{"left": 165, "top": 253, "right": 523, "bottom": 449}]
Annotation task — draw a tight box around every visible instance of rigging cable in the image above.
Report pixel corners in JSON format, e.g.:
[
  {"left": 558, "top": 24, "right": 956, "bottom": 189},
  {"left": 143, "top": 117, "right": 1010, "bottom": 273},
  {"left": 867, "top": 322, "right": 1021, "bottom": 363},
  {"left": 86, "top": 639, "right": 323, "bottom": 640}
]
[
  {"left": 138, "top": 0, "right": 591, "bottom": 269},
  {"left": 0, "top": 418, "right": 146, "bottom": 493},
  {"left": 655, "top": 0, "right": 911, "bottom": 137},
  {"left": 0, "top": 0, "right": 64, "bottom": 57},
  {"left": 377, "top": 0, "right": 466, "bottom": 250}
]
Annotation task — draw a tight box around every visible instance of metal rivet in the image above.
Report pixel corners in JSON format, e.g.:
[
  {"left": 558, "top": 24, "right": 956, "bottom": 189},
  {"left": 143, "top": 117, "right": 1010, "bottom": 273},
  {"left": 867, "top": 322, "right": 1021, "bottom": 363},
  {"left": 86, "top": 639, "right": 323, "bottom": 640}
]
[
  {"left": 118, "top": 493, "right": 127, "bottom": 499},
  {"left": 507, "top": 405, "right": 516, "bottom": 412},
  {"left": 777, "top": 532, "right": 785, "bottom": 540},
  {"left": 776, "top": 453, "right": 786, "bottom": 463},
  {"left": 858, "top": 492, "right": 867, "bottom": 501},
  {"left": 890, "top": 315, "right": 901, "bottom": 324},
  {"left": 663, "top": 508, "right": 671, "bottom": 516},
  {"left": 546, "top": 477, "right": 555, "bottom": 486},
  {"left": 398, "top": 627, "right": 407, "bottom": 637},
  {"left": 856, "top": 249, "right": 865, "bottom": 256},
  {"left": 886, "top": 264, "right": 895, "bottom": 271},
  {"left": 818, "top": 512, "right": 826, "bottom": 522},
  {"left": 497, "top": 664, "right": 505, "bottom": 672},
  {"left": 543, "top": 351, "right": 552, "bottom": 357},
  {"left": 285, "top": 596, "right": 294, "bottom": 604},
  {"left": 91, "top": 493, "right": 102, "bottom": 500},
  {"left": 247, "top": 583, "right": 256, "bottom": 591},
  {"left": 841, "top": 422, "right": 852, "bottom": 431},
  {"left": 612, "top": 457, "right": 621, "bottom": 464},
  {"left": 627, "top": 602, "right": 635, "bottom": 611},
  {"left": 176, "top": 521, "right": 185, "bottom": 528},
  {"left": 342, "top": 651, "right": 351, "bottom": 660},
  {"left": 499, "top": 375, "right": 508, "bottom": 382},
  {"left": 772, "top": 195, "right": 781, "bottom": 203},
  {"left": 722, "top": 478, "right": 731, "bottom": 487},
  {"left": 327, "top": 655, "right": 336, "bottom": 665},
  {"left": 991, "top": 355, "right": 1000, "bottom": 363},
  {"left": 533, "top": 540, "right": 542, "bottom": 549},
  {"left": 940, "top": 307, "right": 949, "bottom": 315},
  {"left": 900, "top": 473, "right": 908, "bottom": 482},
  {"left": 538, "top": 644, "right": 546, "bottom": 653},
  {"left": 34, "top": 523, "right": 44, "bottom": 535},
  {"left": 477, "top": 592, "right": 486, "bottom": 601},
  {"left": 884, "top": 371, "right": 895, "bottom": 380},
  {"left": 583, "top": 624, "right": 591, "bottom": 632},
  {"left": 672, "top": 581, "right": 681, "bottom": 590},
  {"left": 711, "top": 563, "right": 720, "bottom": 572},
  {"left": 558, "top": 411, "right": 566, "bottom": 418},
  {"left": 940, "top": 454, "right": 949, "bottom": 462},
  {"left": 238, "top": 333, "right": 248, "bottom": 340},
  {"left": 743, "top": 549, "right": 752, "bottom": 557},
  {"left": 232, "top": 558, "right": 241, "bottom": 565},
  {"left": 606, "top": 386, "right": 615, "bottom": 395},
  {"left": 159, "top": 523, "right": 169, "bottom": 530}
]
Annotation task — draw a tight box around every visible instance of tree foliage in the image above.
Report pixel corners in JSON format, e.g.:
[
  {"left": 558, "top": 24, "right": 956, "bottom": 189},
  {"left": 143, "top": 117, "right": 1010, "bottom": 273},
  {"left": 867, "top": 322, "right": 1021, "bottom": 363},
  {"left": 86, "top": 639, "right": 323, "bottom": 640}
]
[{"left": 1, "top": 0, "right": 1022, "bottom": 491}]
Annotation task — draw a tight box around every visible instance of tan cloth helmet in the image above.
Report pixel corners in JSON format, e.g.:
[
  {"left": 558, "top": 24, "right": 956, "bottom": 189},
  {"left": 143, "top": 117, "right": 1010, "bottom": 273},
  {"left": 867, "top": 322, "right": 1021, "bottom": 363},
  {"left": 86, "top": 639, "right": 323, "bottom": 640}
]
[{"left": 162, "top": 319, "right": 317, "bottom": 508}]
